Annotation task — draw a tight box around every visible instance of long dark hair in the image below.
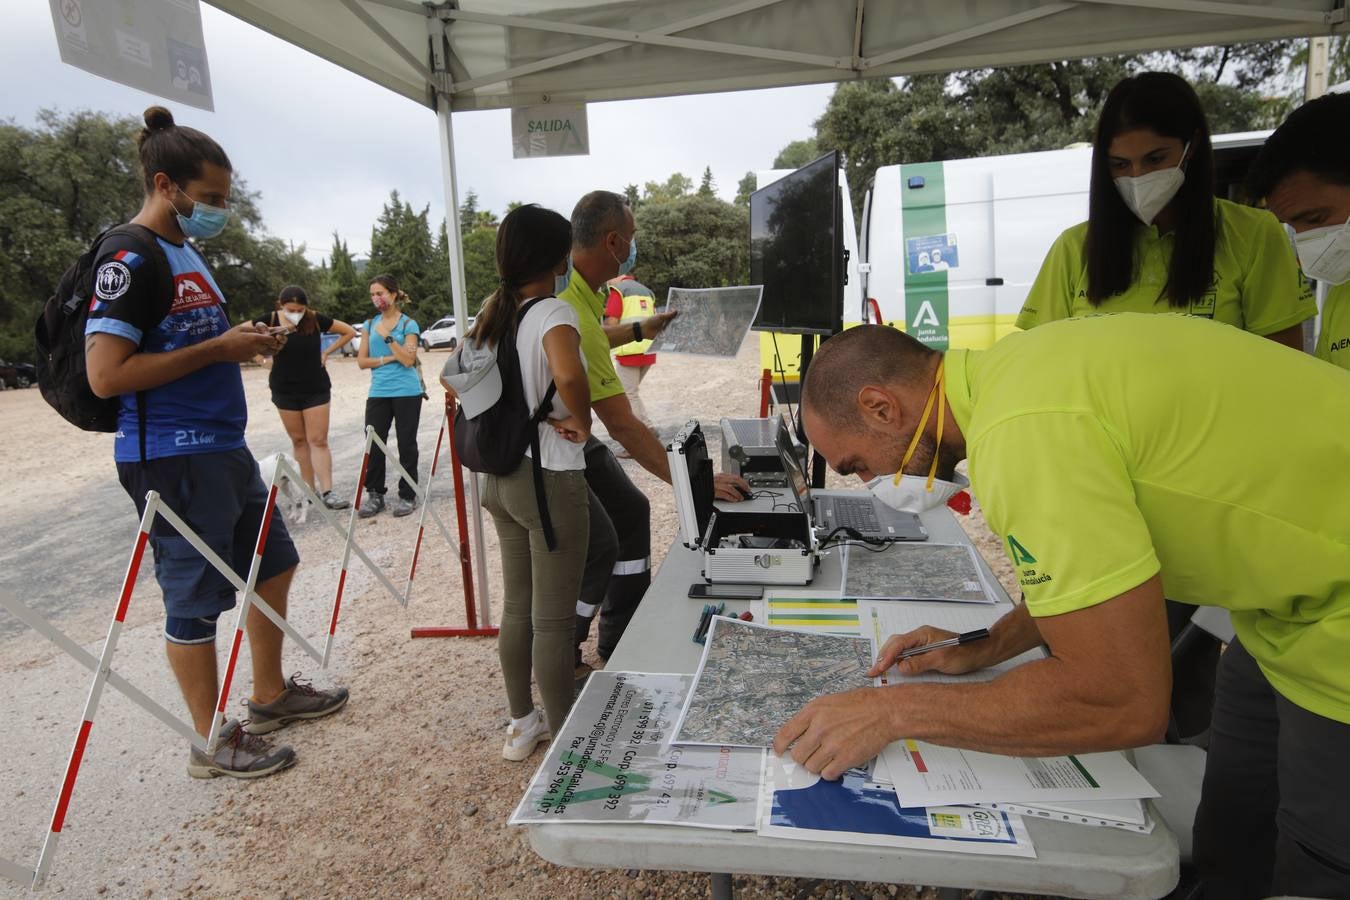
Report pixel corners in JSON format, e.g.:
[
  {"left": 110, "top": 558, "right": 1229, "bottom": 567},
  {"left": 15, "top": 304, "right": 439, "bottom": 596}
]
[
  {"left": 135, "top": 106, "right": 231, "bottom": 194},
  {"left": 467, "top": 204, "right": 571, "bottom": 349},
  {"left": 1086, "top": 72, "right": 1215, "bottom": 308},
  {"left": 275, "top": 284, "right": 318, "bottom": 336}
]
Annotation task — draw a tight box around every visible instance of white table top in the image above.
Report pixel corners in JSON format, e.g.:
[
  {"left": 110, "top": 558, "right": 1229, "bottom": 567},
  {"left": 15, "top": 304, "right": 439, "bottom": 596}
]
[{"left": 527, "top": 502, "right": 1180, "bottom": 899}]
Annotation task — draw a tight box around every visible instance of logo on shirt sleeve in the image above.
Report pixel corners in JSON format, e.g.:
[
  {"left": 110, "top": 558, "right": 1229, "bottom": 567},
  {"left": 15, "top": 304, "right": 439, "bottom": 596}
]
[
  {"left": 1007, "top": 534, "right": 1053, "bottom": 586},
  {"left": 94, "top": 260, "right": 132, "bottom": 301}
]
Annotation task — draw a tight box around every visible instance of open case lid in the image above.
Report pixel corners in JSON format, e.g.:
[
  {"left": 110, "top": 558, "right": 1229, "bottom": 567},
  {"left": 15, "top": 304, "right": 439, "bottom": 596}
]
[{"left": 666, "top": 420, "right": 716, "bottom": 548}]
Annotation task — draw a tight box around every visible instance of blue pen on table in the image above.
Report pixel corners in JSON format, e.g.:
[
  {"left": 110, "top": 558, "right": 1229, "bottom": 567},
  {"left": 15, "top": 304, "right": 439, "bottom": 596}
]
[{"left": 898, "top": 627, "right": 990, "bottom": 660}]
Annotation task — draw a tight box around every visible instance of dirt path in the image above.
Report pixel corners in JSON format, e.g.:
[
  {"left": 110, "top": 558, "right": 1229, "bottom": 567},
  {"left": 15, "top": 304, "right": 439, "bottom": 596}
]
[{"left": 0, "top": 338, "right": 1027, "bottom": 900}]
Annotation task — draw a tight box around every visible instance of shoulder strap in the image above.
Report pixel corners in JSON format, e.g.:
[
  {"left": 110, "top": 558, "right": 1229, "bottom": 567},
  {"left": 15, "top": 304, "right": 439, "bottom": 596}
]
[{"left": 99, "top": 224, "right": 175, "bottom": 327}]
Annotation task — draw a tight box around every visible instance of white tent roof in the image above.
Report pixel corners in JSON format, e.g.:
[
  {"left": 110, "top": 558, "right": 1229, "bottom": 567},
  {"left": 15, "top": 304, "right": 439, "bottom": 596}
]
[{"left": 210, "top": 0, "right": 1344, "bottom": 112}]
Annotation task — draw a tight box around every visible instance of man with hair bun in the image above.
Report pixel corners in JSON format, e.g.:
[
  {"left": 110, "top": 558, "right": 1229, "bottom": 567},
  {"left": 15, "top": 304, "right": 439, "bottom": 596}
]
[{"left": 84, "top": 107, "right": 348, "bottom": 780}]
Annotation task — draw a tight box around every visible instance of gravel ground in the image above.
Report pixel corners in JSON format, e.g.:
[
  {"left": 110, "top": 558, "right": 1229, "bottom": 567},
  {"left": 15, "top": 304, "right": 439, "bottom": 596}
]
[{"left": 0, "top": 334, "right": 1036, "bottom": 900}]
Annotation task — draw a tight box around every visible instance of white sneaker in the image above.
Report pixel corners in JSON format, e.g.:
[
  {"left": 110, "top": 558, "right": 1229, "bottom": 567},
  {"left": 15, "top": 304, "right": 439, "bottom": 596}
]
[{"left": 502, "top": 709, "right": 550, "bottom": 761}]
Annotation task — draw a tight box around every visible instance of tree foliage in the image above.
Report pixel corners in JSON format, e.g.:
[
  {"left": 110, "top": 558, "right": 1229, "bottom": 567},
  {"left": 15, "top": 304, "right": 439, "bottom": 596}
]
[
  {"left": 734, "top": 171, "right": 757, "bottom": 207},
  {"left": 793, "top": 42, "right": 1306, "bottom": 219},
  {"left": 633, "top": 194, "right": 748, "bottom": 305},
  {"left": 0, "top": 109, "right": 322, "bottom": 361}
]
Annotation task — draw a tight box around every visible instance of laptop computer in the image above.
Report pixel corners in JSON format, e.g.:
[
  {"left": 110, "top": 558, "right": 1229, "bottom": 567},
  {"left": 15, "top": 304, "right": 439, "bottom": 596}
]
[{"left": 776, "top": 417, "right": 928, "bottom": 541}]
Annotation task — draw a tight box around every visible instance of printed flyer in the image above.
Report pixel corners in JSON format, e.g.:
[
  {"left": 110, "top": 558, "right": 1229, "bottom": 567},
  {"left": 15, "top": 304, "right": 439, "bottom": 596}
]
[{"left": 510, "top": 671, "right": 761, "bottom": 830}]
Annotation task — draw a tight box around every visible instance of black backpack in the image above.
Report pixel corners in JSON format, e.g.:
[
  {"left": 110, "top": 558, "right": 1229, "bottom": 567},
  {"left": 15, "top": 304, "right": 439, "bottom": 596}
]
[
  {"left": 35, "top": 224, "right": 174, "bottom": 457},
  {"left": 454, "top": 297, "right": 560, "bottom": 550}
]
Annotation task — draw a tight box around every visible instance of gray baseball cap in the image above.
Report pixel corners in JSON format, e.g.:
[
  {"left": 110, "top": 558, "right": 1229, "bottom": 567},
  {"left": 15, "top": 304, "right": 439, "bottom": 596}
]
[{"left": 440, "top": 341, "right": 501, "bottom": 419}]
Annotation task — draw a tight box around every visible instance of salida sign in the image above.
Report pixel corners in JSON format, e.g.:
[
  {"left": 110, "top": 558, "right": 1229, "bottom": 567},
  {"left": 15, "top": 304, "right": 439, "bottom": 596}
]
[{"left": 511, "top": 103, "right": 590, "bottom": 158}]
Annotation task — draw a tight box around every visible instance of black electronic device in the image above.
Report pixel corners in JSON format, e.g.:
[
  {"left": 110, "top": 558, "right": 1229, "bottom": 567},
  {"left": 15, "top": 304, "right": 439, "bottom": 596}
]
[
  {"left": 749, "top": 151, "right": 845, "bottom": 336},
  {"left": 688, "top": 583, "right": 764, "bottom": 600},
  {"left": 720, "top": 416, "right": 786, "bottom": 483}
]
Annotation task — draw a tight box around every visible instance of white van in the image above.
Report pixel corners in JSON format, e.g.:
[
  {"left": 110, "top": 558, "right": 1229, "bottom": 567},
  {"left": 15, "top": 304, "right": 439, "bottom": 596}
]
[{"left": 859, "top": 131, "right": 1275, "bottom": 350}]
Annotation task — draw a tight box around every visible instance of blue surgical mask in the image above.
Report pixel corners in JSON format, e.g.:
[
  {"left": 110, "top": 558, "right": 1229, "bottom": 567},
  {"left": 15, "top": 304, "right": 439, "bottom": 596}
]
[
  {"left": 554, "top": 260, "right": 572, "bottom": 296},
  {"left": 173, "top": 185, "right": 230, "bottom": 240},
  {"left": 612, "top": 236, "right": 637, "bottom": 276}
]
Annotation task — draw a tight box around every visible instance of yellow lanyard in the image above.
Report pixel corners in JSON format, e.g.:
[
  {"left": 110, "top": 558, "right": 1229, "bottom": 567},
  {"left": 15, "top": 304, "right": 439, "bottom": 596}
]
[{"left": 894, "top": 359, "right": 945, "bottom": 491}]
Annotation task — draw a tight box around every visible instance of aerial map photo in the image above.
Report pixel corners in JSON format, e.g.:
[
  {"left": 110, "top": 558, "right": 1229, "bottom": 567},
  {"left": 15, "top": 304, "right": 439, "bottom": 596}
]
[
  {"left": 673, "top": 617, "right": 874, "bottom": 747},
  {"left": 844, "top": 543, "right": 993, "bottom": 603},
  {"left": 647, "top": 285, "right": 763, "bottom": 357}
]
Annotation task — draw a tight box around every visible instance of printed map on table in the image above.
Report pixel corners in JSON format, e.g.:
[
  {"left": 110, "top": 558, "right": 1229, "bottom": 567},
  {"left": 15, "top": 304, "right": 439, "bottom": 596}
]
[
  {"left": 845, "top": 543, "right": 993, "bottom": 603},
  {"left": 510, "top": 671, "right": 761, "bottom": 829},
  {"left": 672, "top": 617, "right": 873, "bottom": 748}
]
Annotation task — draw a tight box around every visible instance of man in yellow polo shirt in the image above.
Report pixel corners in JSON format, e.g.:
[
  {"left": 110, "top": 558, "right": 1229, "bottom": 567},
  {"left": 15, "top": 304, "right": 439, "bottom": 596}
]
[
  {"left": 775, "top": 317, "right": 1350, "bottom": 898},
  {"left": 1247, "top": 91, "right": 1350, "bottom": 372},
  {"left": 559, "top": 191, "right": 749, "bottom": 666}
]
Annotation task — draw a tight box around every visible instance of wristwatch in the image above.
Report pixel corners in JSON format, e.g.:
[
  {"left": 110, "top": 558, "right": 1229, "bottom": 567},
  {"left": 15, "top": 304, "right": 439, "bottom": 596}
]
[
  {"left": 632, "top": 322, "right": 643, "bottom": 343},
  {"left": 383, "top": 334, "right": 394, "bottom": 344}
]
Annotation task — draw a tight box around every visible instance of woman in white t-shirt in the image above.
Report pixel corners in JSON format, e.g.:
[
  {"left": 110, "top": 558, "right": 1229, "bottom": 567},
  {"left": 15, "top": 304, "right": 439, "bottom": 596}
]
[{"left": 467, "top": 204, "right": 592, "bottom": 761}]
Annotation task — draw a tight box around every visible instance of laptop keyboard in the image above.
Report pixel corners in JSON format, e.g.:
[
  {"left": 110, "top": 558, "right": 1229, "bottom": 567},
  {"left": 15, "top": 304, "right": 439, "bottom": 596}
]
[{"left": 829, "top": 497, "right": 880, "bottom": 533}]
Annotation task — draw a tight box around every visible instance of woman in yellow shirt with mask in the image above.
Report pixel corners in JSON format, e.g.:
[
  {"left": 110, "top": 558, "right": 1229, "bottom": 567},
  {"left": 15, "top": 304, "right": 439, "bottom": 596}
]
[{"left": 1018, "top": 71, "right": 1315, "bottom": 348}]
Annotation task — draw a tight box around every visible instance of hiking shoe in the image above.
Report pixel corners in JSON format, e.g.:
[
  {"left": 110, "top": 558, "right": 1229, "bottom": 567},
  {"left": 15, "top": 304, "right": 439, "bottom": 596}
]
[
  {"left": 187, "top": 719, "right": 295, "bottom": 779},
  {"left": 392, "top": 496, "right": 417, "bottom": 517},
  {"left": 323, "top": 490, "right": 351, "bottom": 510},
  {"left": 244, "top": 673, "right": 350, "bottom": 734},
  {"left": 358, "top": 492, "right": 385, "bottom": 518},
  {"left": 502, "top": 709, "right": 550, "bottom": 761}
]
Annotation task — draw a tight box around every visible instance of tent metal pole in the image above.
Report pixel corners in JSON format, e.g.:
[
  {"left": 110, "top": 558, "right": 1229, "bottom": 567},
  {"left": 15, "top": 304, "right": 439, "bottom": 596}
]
[{"left": 435, "top": 90, "right": 493, "bottom": 625}]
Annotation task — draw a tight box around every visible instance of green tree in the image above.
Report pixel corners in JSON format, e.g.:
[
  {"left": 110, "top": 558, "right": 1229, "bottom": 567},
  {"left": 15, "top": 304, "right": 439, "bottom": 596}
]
[
  {"left": 772, "top": 138, "right": 819, "bottom": 169},
  {"left": 458, "top": 189, "right": 481, "bottom": 234},
  {"left": 698, "top": 166, "right": 716, "bottom": 198},
  {"left": 323, "top": 231, "right": 367, "bottom": 323},
  {"left": 461, "top": 226, "right": 499, "bottom": 316},
  {"left": 368, "top": 190, "right": 441, "bottom": 315},
  {"left": 622, "top": 184, "right": 642, "bottom": 212},
  {"left": 633, "top": 194, "right": 748, "bottom": 304},
  {"left": 642, "top": 173, "right": 693, "bottom": 205},
  {"left": 734, "top": 172, "right": 757, "bottom": 208}
]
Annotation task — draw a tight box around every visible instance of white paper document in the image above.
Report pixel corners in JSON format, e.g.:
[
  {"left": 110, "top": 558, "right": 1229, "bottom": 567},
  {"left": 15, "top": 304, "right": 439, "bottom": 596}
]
[
  {"left": 510, "top": 671, "right": 762, "bottom": 830},
  {"left": 757, "top": 753, "right": 1036, "bottom": 857},
  {"left": 882, "top": 741, "right": 1160, "bottom": 808},
  {"left": 862, "top": 600, "right": 1043, "bottom": 686},
  {"left": 970, "top": 799, "right": 1155, "bottom": 834}
]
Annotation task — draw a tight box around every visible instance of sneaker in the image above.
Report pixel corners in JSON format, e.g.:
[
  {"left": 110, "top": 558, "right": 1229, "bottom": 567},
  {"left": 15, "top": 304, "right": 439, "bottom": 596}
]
[
  {"left": 187, "top": 719, "right": 295, "bottom": 779},
  {"left": 244, "top": 673, "right": 350, "bottom": 734},
  {"left": 392, "top": 496, "right": 417, "bottom": 517},
  {"left": 502, "top": 709, "right": 550, "bottom": 761},
  {"left": 358, "top": 492, "right": 385, "bottom": 518},
  {"left": 323, "top": 490, "right": 351, "bottom": 510}
]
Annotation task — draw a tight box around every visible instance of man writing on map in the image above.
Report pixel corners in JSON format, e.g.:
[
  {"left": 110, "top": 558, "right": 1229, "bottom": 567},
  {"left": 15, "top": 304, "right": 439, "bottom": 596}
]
[{"left": 772, "top": 318, "right": 1350, "bottom": 899}]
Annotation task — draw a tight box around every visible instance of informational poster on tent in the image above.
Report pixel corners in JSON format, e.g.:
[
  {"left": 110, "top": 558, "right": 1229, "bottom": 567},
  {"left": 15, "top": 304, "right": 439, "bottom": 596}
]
[
  {"left": 512, "top": 103, "right": 590, "bottom": 158},
  {"left": 48, "top": 0, "right": 215, "bottom": 111},
  {"left": 509, "top": 672, "right": 761, "bottom": 830}
]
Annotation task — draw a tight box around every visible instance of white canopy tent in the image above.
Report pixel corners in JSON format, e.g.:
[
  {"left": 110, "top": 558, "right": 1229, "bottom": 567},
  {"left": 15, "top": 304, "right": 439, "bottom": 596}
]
[{"left": 205, "top": 0, "right": 1345, "bottom": 609}]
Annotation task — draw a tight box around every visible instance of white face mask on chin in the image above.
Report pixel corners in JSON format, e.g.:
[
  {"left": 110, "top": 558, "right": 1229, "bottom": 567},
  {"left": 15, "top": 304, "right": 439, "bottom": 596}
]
[
  {"left": 867, "top": 471, "right": 969, "bottom": 514},
  {"left": 1292, "top": 215, "right": 1350, "bottom": 285},
  {"left": 1114, "top": 142, "right": 1189, "bottom": 225}
]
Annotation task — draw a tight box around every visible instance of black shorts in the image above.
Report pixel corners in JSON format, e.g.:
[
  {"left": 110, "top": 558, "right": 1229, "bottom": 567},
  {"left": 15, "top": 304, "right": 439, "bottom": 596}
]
[
  {"left": 272, "top": 390, "right": 331, "bottom": 411},
  {"left": 116, "top": 448, "right": 300, "bottom": 620}
]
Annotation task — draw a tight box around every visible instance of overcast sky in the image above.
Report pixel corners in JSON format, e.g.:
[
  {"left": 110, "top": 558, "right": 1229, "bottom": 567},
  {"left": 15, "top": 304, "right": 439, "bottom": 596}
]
[{"left": 3, "top": 2, "right": 835, "bottom": 262}]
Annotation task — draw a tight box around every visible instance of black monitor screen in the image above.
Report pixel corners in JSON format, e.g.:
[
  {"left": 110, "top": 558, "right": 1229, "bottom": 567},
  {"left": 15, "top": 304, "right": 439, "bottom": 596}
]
[{"left": 749, "top": 151, "right": 843, "bottom": 336}]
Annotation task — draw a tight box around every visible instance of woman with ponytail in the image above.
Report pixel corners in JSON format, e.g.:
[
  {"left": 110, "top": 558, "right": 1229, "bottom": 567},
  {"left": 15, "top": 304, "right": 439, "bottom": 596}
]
[
  {"left": 458, "top": 204, "right": 592, "bottom": 761},
  {"left": 356, "top": 274, "right": 423, "bottom": 518}
]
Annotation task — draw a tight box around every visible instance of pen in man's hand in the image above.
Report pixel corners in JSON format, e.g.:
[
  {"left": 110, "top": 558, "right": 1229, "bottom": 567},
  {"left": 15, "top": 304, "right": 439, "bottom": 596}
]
[{"left": 898, "top": 628, "right": 990, "bottom": 660}]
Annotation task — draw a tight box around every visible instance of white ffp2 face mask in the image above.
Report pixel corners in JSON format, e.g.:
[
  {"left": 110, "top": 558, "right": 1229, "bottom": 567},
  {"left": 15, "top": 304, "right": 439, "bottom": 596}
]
[
  {"left": 282, "top": 310, "right": 304, "bottom": 326},
  {"left": 1114, "top": 142, "right": 1189, "bottom": 225},
  {"left": 1292, "top": 216, "right": 1350, "bottom": 285},
  {"left": 867, "top": 471, "right": 969, "bottom": 515}
]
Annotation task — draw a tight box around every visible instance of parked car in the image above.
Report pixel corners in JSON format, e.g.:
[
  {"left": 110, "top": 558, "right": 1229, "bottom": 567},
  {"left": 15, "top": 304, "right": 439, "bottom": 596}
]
[
  {"left": 345, "top": 322, "right": 364, "bottom": 357},
  {"left": 420, "top": 316, "right": 473, "bottom": 351},
  {"left": 0, "top": 360, "right": 34, "bottom": 390},
  {"left": 320, "top": 330, "right": 360, "bottom": 357}
]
